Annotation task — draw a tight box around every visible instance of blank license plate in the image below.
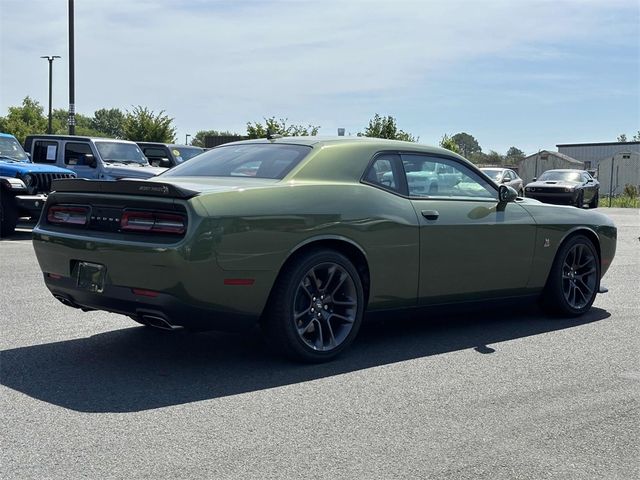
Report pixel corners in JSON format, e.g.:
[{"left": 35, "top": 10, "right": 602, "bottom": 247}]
[{"left": 76, "top": 261, "right": 106, "bottom": 293}]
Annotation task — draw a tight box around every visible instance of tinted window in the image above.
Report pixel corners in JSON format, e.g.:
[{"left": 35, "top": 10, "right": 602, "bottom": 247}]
[
  {"left": 163, "top": 144, "right": 311, "bottom": 179},
  {"left": 401, "top": 154, "right": 496, "bottom": 199},
  {"left": 363, "top": 155, "right": 400, "bottom": 192},
  {"left": 64, "top": 142, "right": 94, "bottom": 166},
  {"left": 32, "top": 141, "right": 58, "bottom": 163}
]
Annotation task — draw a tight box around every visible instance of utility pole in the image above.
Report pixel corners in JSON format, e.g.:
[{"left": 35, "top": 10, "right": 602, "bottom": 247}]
[
  {"left": 68, "top": 0, "right": 76, "bottom": 135},
  {"left": 40, "top": 55, "right": 61, "bottom": 134},
  {"left": 185, "top": 134, "right": 191, "bottom": 145}
]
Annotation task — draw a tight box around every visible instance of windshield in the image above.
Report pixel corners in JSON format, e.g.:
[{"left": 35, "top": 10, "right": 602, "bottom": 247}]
[
  {"left": 481, "top": 169, "right": 502, "bottom": 180},
  {"left": 0, "top": 136, "right": 29, "bottom": 162},
  {"left": 164, "top": 143, "right": 312, "bottom": 179},
  {"left": 173, "top": 146, "right": 204, "bottom": 162},
  {"left": 95, "top": 141, "right": 149, "bottom": 165},
  {"left": 538, "top": 171, "right": 582, "bottom": 182}
]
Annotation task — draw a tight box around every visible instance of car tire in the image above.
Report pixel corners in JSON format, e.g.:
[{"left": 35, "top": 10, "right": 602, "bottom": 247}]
[
  {"left": 574, "top": 191, "right": 584, "bottom": 208},
  {"left": 0, "top": 188, "right": 19, "bottom": 238},
  {"left": 264, "top": 249, "right": 364, "bottom": 362},
  {"left": 541, "top": 234, "right": 600, "bottom": 317},
  {"left": 588, "top": 192, "right": 599, "bottom": 209}
]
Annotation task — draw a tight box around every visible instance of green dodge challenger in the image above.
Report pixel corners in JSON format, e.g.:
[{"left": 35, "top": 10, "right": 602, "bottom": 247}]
[{"left": 32, "top": 137, "right": 617, "bottom": 361}]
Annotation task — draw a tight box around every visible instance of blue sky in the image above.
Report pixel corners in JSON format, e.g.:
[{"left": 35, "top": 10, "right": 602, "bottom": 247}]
[{"left": 1, "top": 0, "right": 638, "bottom": 154}]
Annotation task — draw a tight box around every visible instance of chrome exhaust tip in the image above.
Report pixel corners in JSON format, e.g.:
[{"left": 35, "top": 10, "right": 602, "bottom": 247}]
[{"left": 140, "top": 314, "right": 182, "bottom": 331}]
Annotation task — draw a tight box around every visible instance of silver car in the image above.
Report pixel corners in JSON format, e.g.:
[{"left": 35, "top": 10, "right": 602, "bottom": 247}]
[{"left": 481, "top": 168, "right": 524, "bottom": 196}]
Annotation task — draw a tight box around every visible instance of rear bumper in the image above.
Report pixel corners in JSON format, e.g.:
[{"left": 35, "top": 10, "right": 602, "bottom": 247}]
[{"left": 43, "top": 273, "right": 258, "bottom": 332}]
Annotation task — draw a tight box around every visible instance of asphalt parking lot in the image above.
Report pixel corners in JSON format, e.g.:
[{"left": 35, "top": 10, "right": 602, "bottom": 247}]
[{"left": 1, "top": 208, "right": 638, "bottom": 479}]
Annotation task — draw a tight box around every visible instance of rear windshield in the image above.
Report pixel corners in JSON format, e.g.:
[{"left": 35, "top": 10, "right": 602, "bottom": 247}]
[{"left": 163, "top": 143, "right": 312, "bottom": 179}]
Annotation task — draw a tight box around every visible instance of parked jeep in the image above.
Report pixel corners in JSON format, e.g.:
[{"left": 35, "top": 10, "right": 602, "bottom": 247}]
[
  {"left": 136, "top": 142, "right": 204, "bottom": 168},
  {"left": 1, "top": 132, "right": 76, "bottom": 237},
  {"left": 23, "top": 135, "right": 167, "bottom": 180}
]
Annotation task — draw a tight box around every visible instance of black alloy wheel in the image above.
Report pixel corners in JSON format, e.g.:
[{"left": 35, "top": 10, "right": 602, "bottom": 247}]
[
  {"left": 588, "top": 191, "right": 599, "bottom": 209},
  {"left": 542, "top": 234, "right": 600, "bottom": 316},
  {"left": 264, "top": 249, "right": 364, "bottom": 362},
  {"left": 574, "top": 190, "right": 584, "bottom": 208}
]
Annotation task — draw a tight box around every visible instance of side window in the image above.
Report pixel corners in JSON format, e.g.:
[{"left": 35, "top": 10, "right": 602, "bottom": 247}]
[
  {"left": 503, "top": 171, "right": 512, "bottom": 181},
  {"left": 64, "top": 142, "right": 94, "bottom": 166},
  {"left": 401, "top": 154, "right": 496, "bottom": 200},
  {"left": 142, "top": 147, "right": 167, "bottom": 159},
  {"left": 363, "top": 155, "right": 400, "bottom": 192},
  {"left": 32, "top": 141, "right": 58, "bottom": 163}
]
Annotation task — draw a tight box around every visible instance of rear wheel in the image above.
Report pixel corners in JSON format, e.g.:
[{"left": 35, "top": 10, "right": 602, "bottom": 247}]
[
  {"left": 588, "top": 192, "right": 599, "bottom": 209},
  {"left": 264, "top": 249, "right": 364, "bottom": 362},
  {"left": 0, "top": 189, "right": 19, "bottom": 238},
  {"left": 542, "top": 234, "right": 600, "bottom": 316}
]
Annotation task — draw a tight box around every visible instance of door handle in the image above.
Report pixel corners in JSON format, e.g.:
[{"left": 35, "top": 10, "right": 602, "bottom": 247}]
[{"left": 421, "top": 210, "right": 439, "bottom": 220}]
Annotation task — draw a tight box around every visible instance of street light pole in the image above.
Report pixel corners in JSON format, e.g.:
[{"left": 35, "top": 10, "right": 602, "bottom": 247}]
[
  {"left": 40, "top": 55, "right": 61, "bottom": 134},
  {"left": 185, "top": 134, "right": 191, "bottom": 145},
  {"left": 68, "top": 0, "right": 76, "bottom": 135}
]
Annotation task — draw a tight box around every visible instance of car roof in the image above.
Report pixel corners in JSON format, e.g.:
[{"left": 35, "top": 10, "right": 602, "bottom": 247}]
[
  {"left": 227, "top": 135, "right": 458, "bottom": 156},
  {"left": 543, "top": 169, "right": 586, "bottom": 173},
  {"left": 25, "top": 134, "right": 137, "bottom": 144}
]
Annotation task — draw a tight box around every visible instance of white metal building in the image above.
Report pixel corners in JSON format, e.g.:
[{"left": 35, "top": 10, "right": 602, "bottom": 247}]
[
  {"left": 517, "top": 150, "right": 584, "bottom": 185},
  {"left": 556, "top": 141, "right": 640, "bottom": 170},
  {"left": 597, "top": 151, "right": 640, "bottom": 196}
]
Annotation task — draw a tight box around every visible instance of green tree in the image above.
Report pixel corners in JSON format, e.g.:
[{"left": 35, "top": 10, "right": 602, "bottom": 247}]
[
  {"left": 617, "top": 133, "right": 627, "bottom": 142},
  {"left": 632, "top": 131, "right": 640, "bottom": 141},
  {"left": 122, "top": 106, "right": 176, "bottom": 142},
  {"left": 50, "top": 109, "right": 102, "bottom": 137},
  {"left": 439, "top": 134, "right": 460, "bottom": 153},
  {"left": 358, "top": 114, "right": 417, "bottom": 142},
  {"left": 450, "top": 132, "right": 481, "bottom": 158},
  {"left": 0, "top": 96, "right": 47, "bottom": 143},
  {"left": 505, "top": 146, "right": 525, "bottom": 164},
  {"left": 192, "top": 129, "right": 241, "bottom": 147},
  {"left": 91, "top": 108, "right": 125, "bottom": 138},
  {"left": 246, "top": 117, "right": 320, "bottom": 139},
  {"left": 483, "top": 150, "right": 504, "bottom": 165}
]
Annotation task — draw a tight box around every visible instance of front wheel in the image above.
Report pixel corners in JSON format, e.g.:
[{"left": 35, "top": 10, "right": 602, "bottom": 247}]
[
  {"left": 541, "top": 235, "right": 600, "bottom": 316},
  {"left": 588, "top": 192, "right": 599, "bottom": 209},
  {"left": 263, "top": 249, "right": 364, "bottom": 362},
  {"left": 574, "top": 191, "right": 584, "bottom": 208}
]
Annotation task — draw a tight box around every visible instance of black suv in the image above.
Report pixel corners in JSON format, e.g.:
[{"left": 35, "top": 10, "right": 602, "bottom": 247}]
[{"left": 137, "top": 142, "right": 204, "bottom": 168}]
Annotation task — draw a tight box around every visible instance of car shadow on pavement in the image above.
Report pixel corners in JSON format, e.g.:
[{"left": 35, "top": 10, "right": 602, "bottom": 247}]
[{"left": 1, "top": 306, "right": 610, "bottom": 413}]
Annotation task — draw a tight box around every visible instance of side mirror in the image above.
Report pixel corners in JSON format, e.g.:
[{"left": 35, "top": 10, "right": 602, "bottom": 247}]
[
  {"left": 502, "top": 177, "right": 510, "bottom": 183},
  {"left": 159, "top": 157, "right": 172, "bottom": 168},
  {"left": 498, "top": 185, "right": 518, "bottom": 203},
  {"left": 586, "top": 178, "right": 593, "bottom": 183},
  {"left": 85, "top": 154, "right": 97, "bottom": 168},
  {"left": 532, "top": 177, "right": 537, "bottom": 182}
]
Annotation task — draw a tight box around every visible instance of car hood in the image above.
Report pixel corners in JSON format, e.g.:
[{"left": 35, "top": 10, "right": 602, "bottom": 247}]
[
  {"left": 104, "top": 165, "right": 167, "bottom": 179},
  {"left": 0, "top": 161, "right": 75, "bottom": 176},
  {"left": 526, "top": 180, "right": 579, "bottom": 188}
]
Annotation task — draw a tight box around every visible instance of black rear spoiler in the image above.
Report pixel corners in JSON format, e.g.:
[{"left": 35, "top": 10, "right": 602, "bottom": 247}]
[{"left": 51, "top": 178, "right": 199, "bottom": 199}]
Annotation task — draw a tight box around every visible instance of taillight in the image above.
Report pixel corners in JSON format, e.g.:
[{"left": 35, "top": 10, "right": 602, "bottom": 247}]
[
  {"left": 121, "top": 210, "right": 186, "bottom": 234},
  {"left": 47, "top": 205, "right": 89, "bottom": 226}
]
